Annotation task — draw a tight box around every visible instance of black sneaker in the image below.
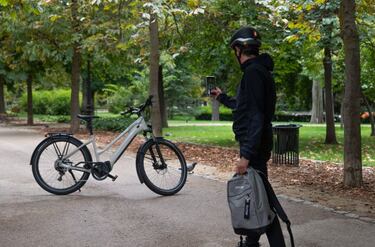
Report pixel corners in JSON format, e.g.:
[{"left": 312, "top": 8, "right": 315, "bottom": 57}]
[
  {"left": 236, "top": 236, "right": 244, "bottom": 247},
  {"left": 236, "top": 236, "right": 260, "bottom": 247},
  {"left": 244, "top": 237, "right": 260, "bottom": 247},
  {"left": 236, "top": 239, "right": 244, "bottom": 247}
]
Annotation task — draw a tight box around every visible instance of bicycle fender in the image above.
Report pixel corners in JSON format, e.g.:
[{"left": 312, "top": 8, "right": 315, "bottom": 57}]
[{"left": 29, "top": 134, "right": 83, "bottom": 166}]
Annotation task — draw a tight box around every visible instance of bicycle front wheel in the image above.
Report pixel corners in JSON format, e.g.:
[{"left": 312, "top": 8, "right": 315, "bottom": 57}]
[
  {"left": 31, "top": 135, "right": 92, "bottom": 195},
  {"left": 138, "top": 139, "right": 187, "bottom": 196}
]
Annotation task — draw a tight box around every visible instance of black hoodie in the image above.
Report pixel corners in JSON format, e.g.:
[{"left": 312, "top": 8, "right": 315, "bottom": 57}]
[{"left": 217, "top": 53, "right": 276, "bottom": 160}]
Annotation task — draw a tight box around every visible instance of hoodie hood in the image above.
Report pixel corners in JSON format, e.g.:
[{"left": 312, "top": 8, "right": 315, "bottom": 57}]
[{"left": 240, "top": 53, "right": 274, "bottom": 72}]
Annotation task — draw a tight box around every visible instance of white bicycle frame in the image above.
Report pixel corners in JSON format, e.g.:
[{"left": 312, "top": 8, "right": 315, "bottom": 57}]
[{"left": 59, "top": 116, "right": 151, "bottom": 172}]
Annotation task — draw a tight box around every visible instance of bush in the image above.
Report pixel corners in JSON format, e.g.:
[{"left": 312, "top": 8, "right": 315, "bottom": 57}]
[
  {"left": 195, "top": 112, "right": 233, "bottom": 121},
  {"left": 37, "top": 115, "right": 71, "bottom": 123},
  {"left": 105, "top": 83, "right": 148, "bottom": 114},
  {"left": 107, "top": 87, "right": 132, "bottom": 114},
  {"left": 48, "top": 90, "right": 72, "bottom": 115},
  {"left": 20, "top": 89, "right": 72, "bottom": 115},
  {"left": 92, "top": 117, "right": 134, "bottom": 131},
  {"left": 273, "top": 112, "right": 311, "bottom": 122},
  {"left": 195, "top": 105, "right": 233, "bottom": 120}
]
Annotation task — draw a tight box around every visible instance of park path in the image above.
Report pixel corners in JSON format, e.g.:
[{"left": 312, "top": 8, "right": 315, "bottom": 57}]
[{"left": 0, "top": 125, "right": 374, "bottom": 247}]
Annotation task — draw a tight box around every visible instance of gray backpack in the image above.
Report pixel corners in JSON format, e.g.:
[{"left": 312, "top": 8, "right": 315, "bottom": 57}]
[
  {"left": 227, "top": 167, "right": 295, "bottom": 246},
  {"left": 227, "top": 167, "right": 275, "bottom": 235}
]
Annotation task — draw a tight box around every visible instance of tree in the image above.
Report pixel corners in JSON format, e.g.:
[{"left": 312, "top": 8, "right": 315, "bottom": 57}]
[
  {"left": 321, "top": 14, "right": 340, "bottom": 144},
  {"left": 149, "top": 12, "right": 162, "bottom": 137},
  {"left": 1, "top": 1, "right": 50, "bottom": 125},
  {"left": 361, "top": 92, "right": 375, "bottom": 136},
  {"left": 70, "top": 0, "right": 82, "bottom": 133},
  {"left": 276, "top": 0, "right": 340, "bottom": 143},
  {"left": 26, "top": 74, "right": 33, "bottom": 125},
  {"left": 310, "top": 79, "right": 324, "bottom": 123},
  {"left": 158, "top": 65, "right": 168, "bottom": 127},
  {"left": 339, "top": 0, "right": 362, "bottom": 187},
  {"left": 82, "top": 60, "right": 93, "bottom": 115},
  {"left": 323, "top": 44, "right": 338, "bottom": 144},
  {"left": 0, "top": 76, "right": 5, "bottom": 115},
  {"left": 358, "top": 0, "right": 375, "bottom": 136}
]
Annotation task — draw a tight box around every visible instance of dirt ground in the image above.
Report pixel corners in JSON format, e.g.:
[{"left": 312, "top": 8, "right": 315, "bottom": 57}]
[
  {"left": 175, "top": 141, "right": 375, "bottom": 218},
  {"left": 17, "top": 123, "right": 375, "bottom": 218}
]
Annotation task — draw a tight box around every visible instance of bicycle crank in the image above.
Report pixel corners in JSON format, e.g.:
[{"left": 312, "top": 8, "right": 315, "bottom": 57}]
[{"left": 91, "top": 161, "right": 117, "bottom": 181}]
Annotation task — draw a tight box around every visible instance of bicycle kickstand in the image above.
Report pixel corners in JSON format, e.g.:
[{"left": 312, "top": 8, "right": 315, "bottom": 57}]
[{"left": 107, "top": 174, "right": 118, "bottom": 181}]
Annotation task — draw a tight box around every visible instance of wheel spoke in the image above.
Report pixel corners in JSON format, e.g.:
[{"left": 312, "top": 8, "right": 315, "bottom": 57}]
[
  {"left": 62, "top": 141, "right": 70, "bottom": 157},
  {"left": 52, "top": 142, "right": 62, "bottom": 158}
]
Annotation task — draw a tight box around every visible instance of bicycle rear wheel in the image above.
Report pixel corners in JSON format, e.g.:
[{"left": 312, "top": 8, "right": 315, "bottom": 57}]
[
  {"left": 31, "top": 135, "right": 92, "bottom": 195},
  {"left": 137, "top": 139, "right": 187, "bottom": 196}
]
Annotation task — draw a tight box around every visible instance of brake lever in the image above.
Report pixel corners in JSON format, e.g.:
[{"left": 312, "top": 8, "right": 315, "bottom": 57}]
[
  {"left": 120, "top": 108, "right": 133, "bottom": 116},
  {"left": 121, "top": 107, "right": 141, "bottom": 116}
]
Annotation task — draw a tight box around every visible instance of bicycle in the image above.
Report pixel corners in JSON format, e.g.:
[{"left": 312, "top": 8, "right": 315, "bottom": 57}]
[{"left": 30, "top": 96, "right": 188, "bottom": 196}]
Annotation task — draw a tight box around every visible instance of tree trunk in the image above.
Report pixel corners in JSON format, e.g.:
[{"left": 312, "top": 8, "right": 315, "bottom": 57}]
[
  {"left": 27, "top": 74, "right": 33, "bottom": 126},
  {"left": 91, "top": 90, "right": 95, "bottom": 113},
  {"left": 149, "top": 13, "right": 162, "bottom": 137},
  {"left": 70, "top": 0, "right": 81, "bottom": 133},
  {"left": 340, "top": 98, "right": 344, "bottom": 129},
  {"left": 361, "top": 92, "right": 375, "bottom": 136},
  {"left": 0, "top": 76, "right": 5, "bottom": 115},
  {"left": 340, "top": 0, "right": 363, "bottom": 187},
  {"left": 81, "top": 73, "right": 88, "bottom": 113},
  {"left": 310, "top": 79, "right": 324, "bottom": 123},
  {"left": 211, "top": 99, "right": 220, "bottom": 121},
  {"left": 159, "top": 65, "right": 168, "bottom": 128},
  {"left": 82, "top": 60, "right": 92, "bottom": 115},
  {"left": 323, "top": 46, "right": 338, "bottom": 144}
]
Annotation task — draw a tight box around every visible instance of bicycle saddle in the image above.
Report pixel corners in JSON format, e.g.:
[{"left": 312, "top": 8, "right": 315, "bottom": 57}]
[{"left": 77, "top": 114, "right": 99, "bottom": 122}]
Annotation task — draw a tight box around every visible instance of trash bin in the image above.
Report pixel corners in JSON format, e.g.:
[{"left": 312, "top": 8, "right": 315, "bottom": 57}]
[{"left": 272, "top": 124, "right": 302, "bottom": 165}]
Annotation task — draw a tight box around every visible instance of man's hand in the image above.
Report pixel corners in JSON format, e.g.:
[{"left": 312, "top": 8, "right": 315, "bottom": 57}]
[
  {"left": 210, "top": 87, "right": 222, "bottom": 99},
  {"left": 235, "top": 157, "right": 249, "bottom": 175}
]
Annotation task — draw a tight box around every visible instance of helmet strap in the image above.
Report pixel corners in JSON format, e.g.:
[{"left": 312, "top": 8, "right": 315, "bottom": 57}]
[{"left": 234, "top": 47, "right": 243, "bottom": 64}]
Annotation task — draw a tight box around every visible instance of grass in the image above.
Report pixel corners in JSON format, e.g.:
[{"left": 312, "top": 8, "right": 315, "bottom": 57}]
[
  {"left": 12, "top": 113, "right": 374, "bottom": 166},
  {"left": 164, "top": 122, "right": 375, "bottom": 167}
]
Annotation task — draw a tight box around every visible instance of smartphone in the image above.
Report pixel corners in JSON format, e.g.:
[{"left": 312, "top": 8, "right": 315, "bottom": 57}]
[{"left": 206, "top": 76, "right": 216, "bottom": 96}]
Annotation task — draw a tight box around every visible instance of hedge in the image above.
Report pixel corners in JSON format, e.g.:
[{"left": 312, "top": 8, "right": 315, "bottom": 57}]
[
  {"left": 92, "top": 117, "right": 134, "bottom": 131},
  {"left": 20, "top": 89, "right": 73, "bottom": 115}
]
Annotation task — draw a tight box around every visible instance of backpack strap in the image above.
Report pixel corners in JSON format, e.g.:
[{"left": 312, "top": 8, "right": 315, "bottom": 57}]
[{"left": 258, "top": 171, "right": 295, "bottom": 247}]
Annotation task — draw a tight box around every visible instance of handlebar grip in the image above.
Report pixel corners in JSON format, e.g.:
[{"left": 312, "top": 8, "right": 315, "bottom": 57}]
[
  {"left": 120, "top": 108, "right": 132, "bottom": 116},
  {"left": 122, "top": 96, "right": 153, "bottom": 116}
]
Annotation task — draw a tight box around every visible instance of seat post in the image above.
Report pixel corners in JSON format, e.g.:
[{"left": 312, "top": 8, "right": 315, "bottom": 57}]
[
  {"left": 77, "top": 114, "right": 97, "bottom": 135},
  {"left": 87, "top": 119, "right": 94, "bottom": 135}
]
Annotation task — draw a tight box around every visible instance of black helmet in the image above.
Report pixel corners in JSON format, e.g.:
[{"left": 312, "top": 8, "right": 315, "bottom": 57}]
[{"left": 229, "top": 26, "right": 261, "bottom": 49}]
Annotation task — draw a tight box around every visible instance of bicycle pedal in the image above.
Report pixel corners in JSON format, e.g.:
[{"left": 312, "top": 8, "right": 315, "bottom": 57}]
[{"left": 108, "top": 174, "right": 118, "bottom": 181}]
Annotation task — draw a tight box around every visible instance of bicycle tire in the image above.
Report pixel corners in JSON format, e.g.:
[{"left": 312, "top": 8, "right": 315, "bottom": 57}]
[
  {"left": 31, "top": 135, "right": 92, "bottom": 195},
  {"left": 138, "top": 139, "right": 187, "bottom": 196}
]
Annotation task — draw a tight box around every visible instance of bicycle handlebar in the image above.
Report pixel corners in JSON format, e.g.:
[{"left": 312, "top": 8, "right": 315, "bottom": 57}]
[{"left": 120, "top": 95, "right": 153, "bottom": 117}]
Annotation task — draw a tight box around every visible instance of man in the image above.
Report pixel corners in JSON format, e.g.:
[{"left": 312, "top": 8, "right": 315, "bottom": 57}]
[{"left": 210, "top": 27, "right": 286, "bottom": 247}]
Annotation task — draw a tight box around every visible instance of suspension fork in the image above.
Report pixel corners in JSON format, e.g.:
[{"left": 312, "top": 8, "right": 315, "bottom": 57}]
[
  {"left": 150, "top": 137, "right": 166, "bottom": 166},
  {"left": 147, "top": 135, "right": 166, "bottom": 166}
]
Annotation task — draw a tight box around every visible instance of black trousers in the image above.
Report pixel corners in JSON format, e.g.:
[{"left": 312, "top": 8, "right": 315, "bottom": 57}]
[
  {"left": 245, "top": 217, "right": 286, "bottom": 247},
  {"left": 244, "top": 151, "right": 286, "bottom": 247}
]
